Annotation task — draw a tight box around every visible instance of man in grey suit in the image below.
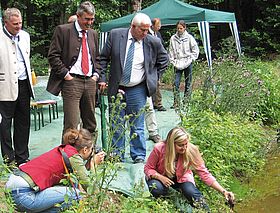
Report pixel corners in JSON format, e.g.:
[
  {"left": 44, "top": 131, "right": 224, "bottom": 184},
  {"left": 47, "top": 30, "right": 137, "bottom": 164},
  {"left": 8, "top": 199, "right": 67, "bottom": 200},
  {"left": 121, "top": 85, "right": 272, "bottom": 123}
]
[
  {"left": 99, "top": 13, "right": 169, "bottom": 163},
  {"left": 47, "top": 1, "right": 100, "bottom": 140},
  {"left": 0, "top": 8, "right": 34, "bottom": 166}
]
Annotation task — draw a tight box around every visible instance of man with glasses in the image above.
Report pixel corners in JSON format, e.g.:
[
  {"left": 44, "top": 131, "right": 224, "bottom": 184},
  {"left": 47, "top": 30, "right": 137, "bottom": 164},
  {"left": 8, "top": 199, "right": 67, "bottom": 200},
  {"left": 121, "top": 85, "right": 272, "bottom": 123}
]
[
  {"left": 99, "top": 13, "right": 169, "bottom": 163},
  {"left": 47, "top": 1, "right": 100, "bottom": 142}
]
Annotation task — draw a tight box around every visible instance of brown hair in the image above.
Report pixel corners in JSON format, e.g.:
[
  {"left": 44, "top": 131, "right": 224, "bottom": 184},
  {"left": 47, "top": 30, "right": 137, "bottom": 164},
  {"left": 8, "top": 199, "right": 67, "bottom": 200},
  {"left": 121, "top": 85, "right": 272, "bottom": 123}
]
[
  {"left": 176, "top": 20, "right": 186, "bottom": 28},
  {"left": 63, "top": 128, "right": 92, "bottom": 151},
  {"left": 77, "top": 1, "right": 95, "bottom": 16}
]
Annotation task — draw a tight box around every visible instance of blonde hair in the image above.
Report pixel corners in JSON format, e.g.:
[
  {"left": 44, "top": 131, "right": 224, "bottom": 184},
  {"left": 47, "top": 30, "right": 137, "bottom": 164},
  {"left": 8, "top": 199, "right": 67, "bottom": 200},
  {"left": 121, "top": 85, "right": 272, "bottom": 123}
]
[
  {"left": 164, "top": 127, "right": 204, "bottom": 178},
  {"left": 152, "top": 18, "right": 161, "bottom": 27},
  {"left": 4, "top": 8, "right": 21, "bottom": 21}
]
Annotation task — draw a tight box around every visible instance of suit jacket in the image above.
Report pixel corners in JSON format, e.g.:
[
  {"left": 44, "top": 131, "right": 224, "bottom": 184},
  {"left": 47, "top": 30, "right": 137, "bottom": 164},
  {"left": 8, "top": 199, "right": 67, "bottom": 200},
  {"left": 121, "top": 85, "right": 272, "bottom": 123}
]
[
  {"left": 149, "top": 30, "right": 164, "bottom": 45},
  {"left": 47, "top": 23, "right": 101, "bottom": 96},
  {"left": 0, "top": 29, "right": 34, "bottom": 101},
  {"left": 100, "top": 28, "right": 169, "bottom": 98}
]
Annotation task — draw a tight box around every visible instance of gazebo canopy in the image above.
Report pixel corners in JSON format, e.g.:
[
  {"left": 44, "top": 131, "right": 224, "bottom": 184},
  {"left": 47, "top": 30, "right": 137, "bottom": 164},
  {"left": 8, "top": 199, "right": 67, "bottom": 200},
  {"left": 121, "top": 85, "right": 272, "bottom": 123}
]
[
  {"left": 100, "top": 0, "right": 241, "bottom": 68},
  {"left": 101, "top": 0, "right": 236, "bottom": 32}
]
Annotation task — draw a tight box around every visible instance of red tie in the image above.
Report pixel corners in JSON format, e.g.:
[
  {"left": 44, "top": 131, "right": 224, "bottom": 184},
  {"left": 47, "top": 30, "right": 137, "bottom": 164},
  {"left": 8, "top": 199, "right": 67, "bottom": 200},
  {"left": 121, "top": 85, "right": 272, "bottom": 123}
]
[{"left": 81, "top": 30, "right": 89, "bottom": 75}]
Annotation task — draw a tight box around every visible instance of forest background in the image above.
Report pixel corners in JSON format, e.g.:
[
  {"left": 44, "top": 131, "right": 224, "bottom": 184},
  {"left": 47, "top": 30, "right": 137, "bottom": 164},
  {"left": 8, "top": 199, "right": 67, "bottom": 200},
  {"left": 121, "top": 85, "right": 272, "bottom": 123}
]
[{"left": 1, "top": 0, "right": 279, "bottom": 74}]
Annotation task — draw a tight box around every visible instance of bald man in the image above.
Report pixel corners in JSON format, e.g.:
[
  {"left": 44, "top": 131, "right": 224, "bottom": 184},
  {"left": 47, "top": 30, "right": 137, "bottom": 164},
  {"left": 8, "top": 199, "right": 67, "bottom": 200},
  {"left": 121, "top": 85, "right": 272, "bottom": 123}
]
[{"left": 68, "top": 15, "right": 77, "bottom": 23}]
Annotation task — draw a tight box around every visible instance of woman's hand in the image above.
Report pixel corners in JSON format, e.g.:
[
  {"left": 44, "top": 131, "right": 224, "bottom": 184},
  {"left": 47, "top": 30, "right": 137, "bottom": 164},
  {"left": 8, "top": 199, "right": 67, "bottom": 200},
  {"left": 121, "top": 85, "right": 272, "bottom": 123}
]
[
  {"left": 93, "top": 151, "right": 106, "bottom": 165},
  {"left": 223, "top": 190, "right": 235, "bottom": 204},
  {"left": 158, "top": 175, "right": 174, "bottom": 188}
]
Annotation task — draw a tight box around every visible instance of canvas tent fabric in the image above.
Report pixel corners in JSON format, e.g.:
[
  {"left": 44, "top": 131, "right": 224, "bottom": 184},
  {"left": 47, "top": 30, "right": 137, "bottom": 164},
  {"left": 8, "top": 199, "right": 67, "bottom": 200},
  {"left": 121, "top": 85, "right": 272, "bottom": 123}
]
[{"left": 99, "top": 0, "right": 241, "bottom": 68}]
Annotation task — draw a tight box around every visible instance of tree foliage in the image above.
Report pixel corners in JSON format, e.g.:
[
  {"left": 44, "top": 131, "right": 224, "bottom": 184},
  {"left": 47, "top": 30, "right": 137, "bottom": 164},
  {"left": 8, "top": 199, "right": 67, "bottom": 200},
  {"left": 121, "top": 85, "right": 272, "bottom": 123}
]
[{"left": 1, "top": 0, "right": 279, "bottom": 60}]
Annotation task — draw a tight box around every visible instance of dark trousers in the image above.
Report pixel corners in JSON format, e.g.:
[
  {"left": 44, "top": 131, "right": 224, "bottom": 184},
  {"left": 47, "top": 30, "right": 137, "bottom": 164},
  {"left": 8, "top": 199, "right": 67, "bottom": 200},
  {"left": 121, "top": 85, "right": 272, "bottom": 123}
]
[
  {"left": 173, "top": 64, "right": 193, "bottom": 106},
  {"left": 61, "top": 77, "right": 97, "bottom": 137},
  {"left": 0, "top": 80, "right": 31, "bottom": 164},
  {"left": 147, "top": 178, "right": 203, "bottom": 203}
]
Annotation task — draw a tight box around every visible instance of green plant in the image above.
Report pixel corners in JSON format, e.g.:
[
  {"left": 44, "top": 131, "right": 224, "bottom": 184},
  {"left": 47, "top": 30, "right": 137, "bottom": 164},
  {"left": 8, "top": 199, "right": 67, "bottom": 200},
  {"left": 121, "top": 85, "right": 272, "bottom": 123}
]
[
  {"left": 214, "top": 36, "right": 240, "bottom": 59},
  {"left": 0, "top": 164, "right": 16, "bottom": 212},
  {"left": 180, "top": 109, "right": 274, "bottom": 211},
  {"left": 245, "top": 58, "right": 280, "bottom": 125},
  {"left": 183, "top": 58, "right": 266, "bottom": 119},
  {"left": 30, "top": 53, "right": 49, "bottom": 76}
]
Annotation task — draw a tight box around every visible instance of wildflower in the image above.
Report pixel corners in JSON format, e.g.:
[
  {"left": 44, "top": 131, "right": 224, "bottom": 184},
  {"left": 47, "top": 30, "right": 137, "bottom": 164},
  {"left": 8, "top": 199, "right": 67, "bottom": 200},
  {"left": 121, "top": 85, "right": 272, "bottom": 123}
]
[
  {"left": 257, "top": 79, "right": 263, "bottom": 85},
  {"left": 243, "top": 71, "right": 251, "bottom": 77}
]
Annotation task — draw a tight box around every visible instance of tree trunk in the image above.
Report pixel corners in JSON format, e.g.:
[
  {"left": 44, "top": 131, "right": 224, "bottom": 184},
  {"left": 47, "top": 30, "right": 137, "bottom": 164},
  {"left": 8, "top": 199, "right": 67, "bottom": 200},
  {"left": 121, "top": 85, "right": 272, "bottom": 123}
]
[{"left": 1, "top": 0, "right": 8, "bottom": 11}]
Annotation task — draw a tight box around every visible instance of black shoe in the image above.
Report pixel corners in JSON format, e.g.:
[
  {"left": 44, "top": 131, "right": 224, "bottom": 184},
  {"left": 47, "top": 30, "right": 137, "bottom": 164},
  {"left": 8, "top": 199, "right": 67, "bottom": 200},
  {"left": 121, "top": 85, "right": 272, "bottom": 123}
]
[
  {"left": 17, "top": 159, "right": 30, "bottom": 167},
  {"left": 157, "top": 106, "right": 166, "bottom": 111},
  {"left": 133, "top": 158, "right": 145, "bottom": 164}
]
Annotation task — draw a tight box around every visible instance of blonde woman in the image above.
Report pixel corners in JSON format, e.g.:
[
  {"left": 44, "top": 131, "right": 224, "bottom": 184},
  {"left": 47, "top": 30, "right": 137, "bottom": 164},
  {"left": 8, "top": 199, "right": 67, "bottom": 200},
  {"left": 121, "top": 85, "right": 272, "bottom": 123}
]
[{"left": 144, "top": 127, "right": 234, "bottom": 211}]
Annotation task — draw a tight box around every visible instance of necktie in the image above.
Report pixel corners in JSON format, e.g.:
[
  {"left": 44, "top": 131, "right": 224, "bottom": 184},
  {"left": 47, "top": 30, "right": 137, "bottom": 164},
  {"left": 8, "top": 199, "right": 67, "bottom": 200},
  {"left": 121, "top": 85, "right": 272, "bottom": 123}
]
[
  {"left": 122, "top": 38, "right": 135, "bottom": 84},
  {"left": 81, "top": 30, "right": 89, "bottom": 75}
]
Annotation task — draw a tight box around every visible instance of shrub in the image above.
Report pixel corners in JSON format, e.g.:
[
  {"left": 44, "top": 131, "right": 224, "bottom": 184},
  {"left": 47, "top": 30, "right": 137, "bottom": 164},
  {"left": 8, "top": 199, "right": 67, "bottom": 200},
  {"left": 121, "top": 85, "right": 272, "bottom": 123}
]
[
  {"left": 245, "top": 58, "right": 280, "bottom": 125},
  {"left": 31, "top": 53, "right": 49, "bottom": 76},
  {"left": 181, "top": 110, "right": 274, "bottom": 211}
]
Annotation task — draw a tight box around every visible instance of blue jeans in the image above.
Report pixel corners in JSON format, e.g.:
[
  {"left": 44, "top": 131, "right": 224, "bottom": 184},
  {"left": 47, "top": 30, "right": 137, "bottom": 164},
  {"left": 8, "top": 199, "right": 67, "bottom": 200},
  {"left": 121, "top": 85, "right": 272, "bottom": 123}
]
[
  {"left": 11, "top": 186, "right": 81, "bottom": 212},
  {"left": 147, "top": 178, "right": 203, "bottom": 204},
  {"left": 109, "top": 83, "right": 147, "bottom": 161},
  {"left": 174, "top": 64, "right": 193, "bottom": 105}
]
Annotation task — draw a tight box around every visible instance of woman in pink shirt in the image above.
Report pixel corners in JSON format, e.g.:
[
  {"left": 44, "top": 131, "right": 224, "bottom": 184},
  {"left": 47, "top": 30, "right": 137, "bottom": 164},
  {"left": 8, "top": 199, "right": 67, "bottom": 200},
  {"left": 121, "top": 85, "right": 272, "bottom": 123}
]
[{"left": 144, "top": 127, "right": 234, "bottom": 211}]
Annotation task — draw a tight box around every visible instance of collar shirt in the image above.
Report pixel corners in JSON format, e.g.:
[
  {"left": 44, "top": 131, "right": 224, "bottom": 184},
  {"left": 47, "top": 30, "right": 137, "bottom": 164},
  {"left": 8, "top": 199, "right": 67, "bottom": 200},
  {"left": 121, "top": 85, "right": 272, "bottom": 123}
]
[
  {"left": 69, "top": 21, "right": 93, "bottom": 76},
  {"left": 4, "top": 27, "right": 27, "bottom": 80},
  {"left": 123, "top": 31, "right": 145, "bottom": 87}
]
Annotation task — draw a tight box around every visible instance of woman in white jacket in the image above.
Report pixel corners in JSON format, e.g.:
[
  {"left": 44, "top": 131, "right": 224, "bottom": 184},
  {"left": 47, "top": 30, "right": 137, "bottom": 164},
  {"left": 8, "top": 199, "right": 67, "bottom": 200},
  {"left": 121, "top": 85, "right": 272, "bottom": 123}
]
[{"left": 169, "top": 20, "right": 199, "bottom": 108}]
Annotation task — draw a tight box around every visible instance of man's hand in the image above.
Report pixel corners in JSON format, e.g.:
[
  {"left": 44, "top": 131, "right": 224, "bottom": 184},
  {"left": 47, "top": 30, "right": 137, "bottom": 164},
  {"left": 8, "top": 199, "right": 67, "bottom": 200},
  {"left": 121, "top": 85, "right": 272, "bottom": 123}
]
[
  {"left": 98, "top": 82, "right": 107, "bottom": 93},
  {"left": 91, "top": 75, "right": 98, "bottom": 81},
  {"left": 64, "top": 73, "right": 73, "bottom": 81}
]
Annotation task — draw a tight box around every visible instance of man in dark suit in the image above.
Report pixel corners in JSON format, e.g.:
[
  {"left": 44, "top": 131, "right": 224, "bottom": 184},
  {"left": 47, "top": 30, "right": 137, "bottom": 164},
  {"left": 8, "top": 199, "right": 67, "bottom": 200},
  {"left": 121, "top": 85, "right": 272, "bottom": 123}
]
[
  {"left": 99, "top": 13, "right": 169, "bottom": 163},
  {"left": 47, "top": 1, "right": 100, "bottom": 140}
]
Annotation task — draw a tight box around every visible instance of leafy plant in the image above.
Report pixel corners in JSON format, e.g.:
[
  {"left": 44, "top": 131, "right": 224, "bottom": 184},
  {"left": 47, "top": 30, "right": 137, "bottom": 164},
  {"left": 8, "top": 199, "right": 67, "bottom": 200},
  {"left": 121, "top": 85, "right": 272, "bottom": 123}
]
[{"left": 30, "top": 53, "right": 49, "bottom": 76}]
